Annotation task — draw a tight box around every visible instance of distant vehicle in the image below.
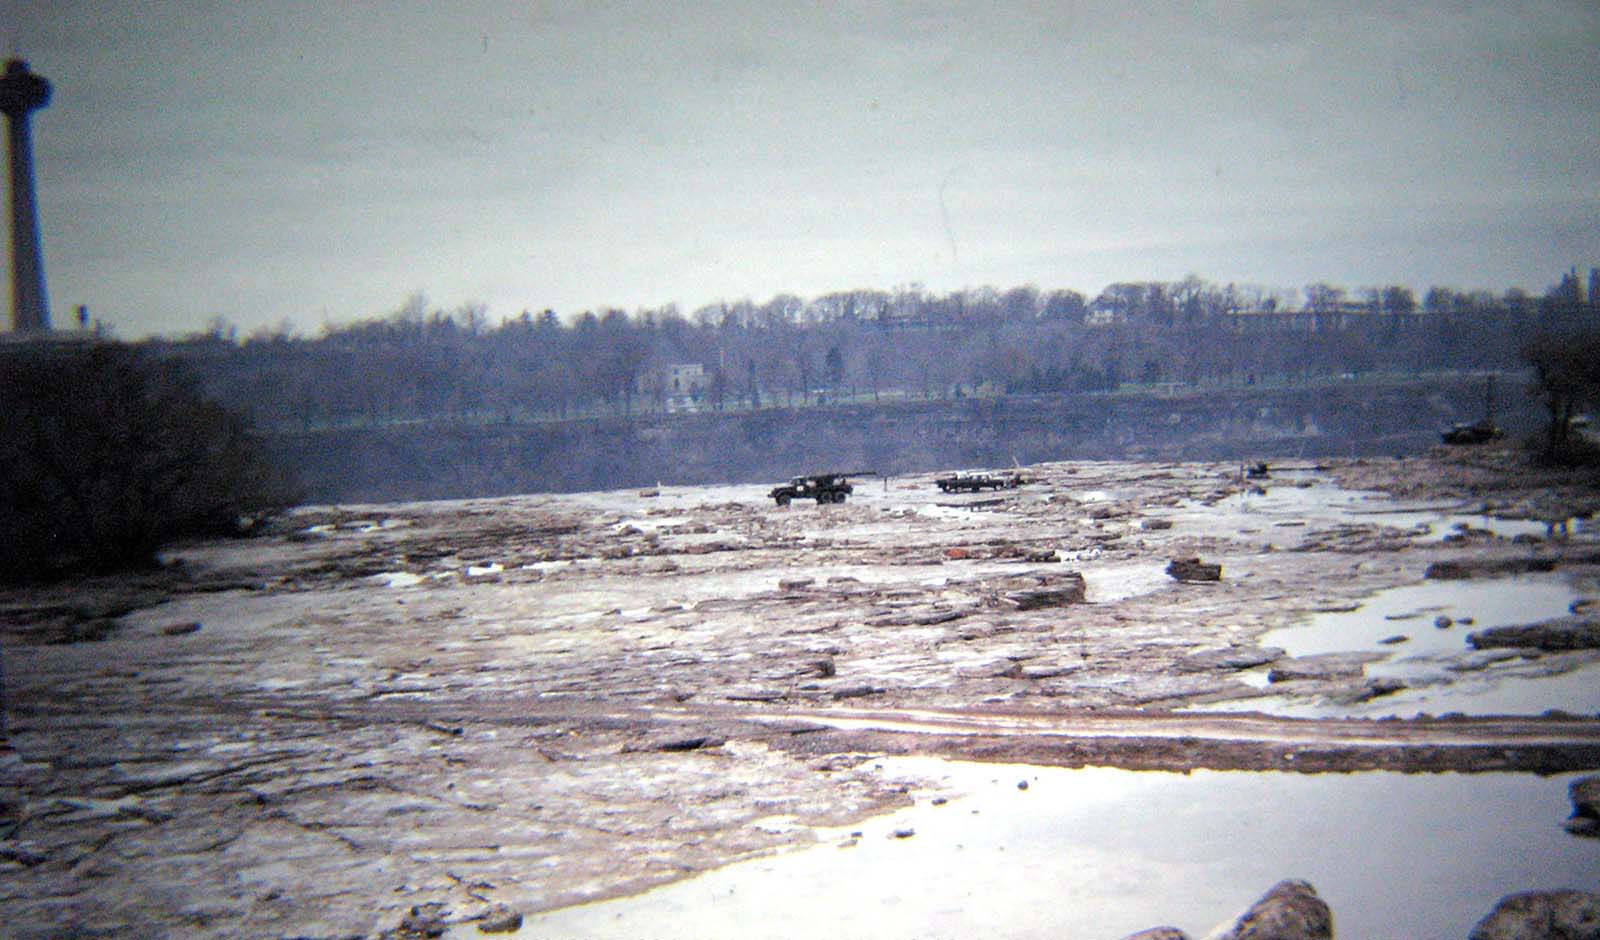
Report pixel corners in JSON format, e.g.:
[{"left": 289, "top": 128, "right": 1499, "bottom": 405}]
[
  {"left": 1441, "top": 420, "right": 1502, "bottom": 445},
  {"left": 770, "top": 473, "right": 856, "bottom": 505},
  {"left": 1444, "top": 375, "right": 1504, "bottom": 445},
  {"left": 935, "top": 471, "right": 1025, "bottom": 493}
]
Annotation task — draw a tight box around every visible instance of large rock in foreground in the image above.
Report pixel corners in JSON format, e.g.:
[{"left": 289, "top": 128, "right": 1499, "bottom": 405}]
[
  {"left": 1468, "top": 890, "right": 1600, "bottom": 940},
  {"left": 1203, "top": 879, "right": 1333, "bottom": 940}
]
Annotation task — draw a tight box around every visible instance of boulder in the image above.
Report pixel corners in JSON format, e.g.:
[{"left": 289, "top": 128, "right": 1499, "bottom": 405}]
[
  {"left": 1468, "top": 617, "right": 1600, "bottom": 652},
  {"left": 1572, "top": 775, "right": 1600, "bottom": 816},
  {"left": 1203, "top": 879, "right": 1332, "bottom": 940},
  {"left": 1567, "top": 775, "right": 1600, "bottom": 838},
  {"left": 477, "top": 904, "right": 523, "bottom": 934},
  {"left": 1167, "top": 557, "right": 1222, "bottom": 582},
  {"left": 1468, "top": 890, "right": 1600, "bottom": 940},
  {"left": 395, "top": 904, "right": 448, "bottom": 938},
  {"left": 992, "top": 571, "right": 1087, "bottom": 609}
]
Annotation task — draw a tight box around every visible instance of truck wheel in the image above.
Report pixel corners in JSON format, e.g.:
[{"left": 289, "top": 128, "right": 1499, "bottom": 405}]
[
  {"left": 776, "top": 494, "right": 791, "bottom": 506},
  {"left": 816, "top": 495, "right": 829, "bottom": 504},
  {"left": 833, "top": 491, "right": 848, "bottom": 503}
]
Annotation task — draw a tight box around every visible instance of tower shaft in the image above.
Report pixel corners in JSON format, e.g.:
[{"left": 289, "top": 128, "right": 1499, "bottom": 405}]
[
  {"left": 7, "top": 106, "right": 49, "bottom": 331},
  {"left": 1, "top": 58, "right": 52, "bottom": 333}
]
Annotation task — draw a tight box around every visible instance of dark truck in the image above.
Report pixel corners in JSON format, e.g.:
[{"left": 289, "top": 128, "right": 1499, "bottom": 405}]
[
  {"left": 935, "top": 471, "right": 1025, "bottom": 493},
  {"left": 1443, "top": 376, "right": 1504, "bottom": 445},
  {"left": 769, "top": 473, "right": 856, "bottom": 506},
  {"left": 1441, "top": 419, "right": 1503, "bottom": 445}
]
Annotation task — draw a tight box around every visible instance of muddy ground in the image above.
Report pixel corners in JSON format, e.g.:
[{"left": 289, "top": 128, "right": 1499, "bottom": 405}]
[{"left": 3, "top": 447, "right": 1599, "bottom": 938}]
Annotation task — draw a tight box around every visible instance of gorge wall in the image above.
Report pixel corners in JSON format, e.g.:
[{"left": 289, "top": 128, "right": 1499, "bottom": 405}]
[{"left": 265, "top": 374, "right": 1539, "bottom": 503}]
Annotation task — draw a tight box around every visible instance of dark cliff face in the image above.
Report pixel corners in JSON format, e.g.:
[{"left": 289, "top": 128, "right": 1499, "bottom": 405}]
[{"left": 265, "top": 375, "right": 1537, "bottom": 503}]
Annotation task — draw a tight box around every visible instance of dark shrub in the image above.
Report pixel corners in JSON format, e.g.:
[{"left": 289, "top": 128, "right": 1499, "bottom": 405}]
[
  {"left": 0, "top": 340, "right": 298, "bottom": 581},
  {"left": 1523, "top": 330, "right": 1600, "bottom": 466}
]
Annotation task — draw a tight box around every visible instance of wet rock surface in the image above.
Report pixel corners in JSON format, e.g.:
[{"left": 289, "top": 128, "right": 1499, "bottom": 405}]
[{"left": 3, "top": 449, "right": 1599, "bottom": 938}]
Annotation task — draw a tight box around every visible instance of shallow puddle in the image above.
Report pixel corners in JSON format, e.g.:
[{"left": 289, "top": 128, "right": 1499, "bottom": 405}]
[
  {"left": 1262, "top": 575, "right": 1582, "bottom": 659},
  {"left": 1205, "top": 574, "right": 1600, "bottom": 718},
  {"left": 479, "top": 758, "right": 1598, "bottom": 940}
]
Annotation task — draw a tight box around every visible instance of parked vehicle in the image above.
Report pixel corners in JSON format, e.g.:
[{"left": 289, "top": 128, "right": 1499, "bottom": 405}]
[
  {"left": 1442, "top": 420, "right": 1502, "bottom": 445},
  {"left": 770, "top": 473, "right": 856, "bottom": 505},
  {"left": 935, "top": 471, "right": 1025, "bottom": 493}
]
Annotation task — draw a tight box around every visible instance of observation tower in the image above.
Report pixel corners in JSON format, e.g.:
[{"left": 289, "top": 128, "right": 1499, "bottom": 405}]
[{"left": 0, "top": 58, "right": 52, "bottom": 332}]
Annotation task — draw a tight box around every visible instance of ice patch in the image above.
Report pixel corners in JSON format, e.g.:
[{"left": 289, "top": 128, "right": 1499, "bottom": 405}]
[{"left": 373, "top": 571, "right": 425, "bottom": 588}]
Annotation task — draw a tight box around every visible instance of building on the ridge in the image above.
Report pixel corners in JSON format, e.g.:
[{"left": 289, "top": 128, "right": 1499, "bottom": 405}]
[{"left": 637, "top": 362, "right": 710, "bottom": 412}]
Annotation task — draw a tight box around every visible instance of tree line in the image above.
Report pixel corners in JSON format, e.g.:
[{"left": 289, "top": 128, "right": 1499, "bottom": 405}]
[
  {"left": 5, "top": 268, "right": 1597, "bottom": 582},
  {"left": 151, "top": 270, "right": 1600, "bottom": 433}
]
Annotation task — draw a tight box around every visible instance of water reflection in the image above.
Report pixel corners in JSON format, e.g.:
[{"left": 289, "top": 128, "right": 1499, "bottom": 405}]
[{"left": 501, "top": 759, "right": 1597, "bottom": 940}]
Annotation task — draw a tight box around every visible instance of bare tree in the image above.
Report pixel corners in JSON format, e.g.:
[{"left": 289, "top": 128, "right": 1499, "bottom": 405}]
[
  {"left": 1523, "top": 330, "right": 1600, "bottom": 462},
  {"left": 0, "top": 343, "right": 297, "bottom": 581}
]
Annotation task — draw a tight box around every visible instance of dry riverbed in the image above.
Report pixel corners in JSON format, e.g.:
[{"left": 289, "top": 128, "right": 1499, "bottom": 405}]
[{"left": 3, "top": 447, "right": 1599, "bottom": 938}]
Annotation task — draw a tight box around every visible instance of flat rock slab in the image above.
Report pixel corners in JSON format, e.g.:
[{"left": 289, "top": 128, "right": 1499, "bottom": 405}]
[
  {"left": 1267, "top": 652, "right": 1385, "bottom": 683},
  {"left": 1469, "top": 617, "right": 1600, "bottom": 652},
  {"left": 1426, "top": 558, "right": 1558, "bottom": 580}
]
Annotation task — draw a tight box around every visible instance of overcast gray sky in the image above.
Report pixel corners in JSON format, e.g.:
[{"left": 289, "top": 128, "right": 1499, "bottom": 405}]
[{"left": 4, "top": 1, "right": 1598, "bottom": 338}]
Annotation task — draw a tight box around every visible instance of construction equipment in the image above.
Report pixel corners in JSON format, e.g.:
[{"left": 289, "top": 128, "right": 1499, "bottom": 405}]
[{"left": 769, "top": 472, "right": 868, "bottom": 506}]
